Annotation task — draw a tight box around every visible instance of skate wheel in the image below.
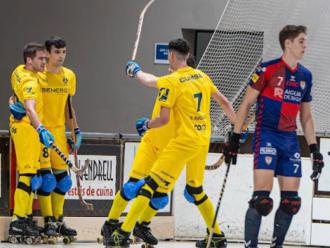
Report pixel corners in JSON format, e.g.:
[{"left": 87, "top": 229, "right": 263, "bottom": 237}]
[
  {"left": 97, "top": 236, "right": 103, "bottom": 243},
  {"left": 69, "top": 236, "right": 76, "bottom": 242},
  {"left": 25, "top": 237, "right": 33, "bottom": 245},
  {"left": 8, "top": 236, "right": 18, "bottom": 244},
  {"left": 49, "top": 237, "right": 57, "bottom": 244},
  {"left": 63, "top": 236, "right": 71, "bottom": 244}
]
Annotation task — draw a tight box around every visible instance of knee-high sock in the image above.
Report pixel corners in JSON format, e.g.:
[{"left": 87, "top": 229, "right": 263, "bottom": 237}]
[
  {"left": 197, "top": 197, "right": 222, "bottom": 235},
  {"left": 26, "top": 192, "right": 35, "bottom": 216},
  {"left": 13, "top": 176, "right": 31, "bottom": 219},
  {"left": 121, "top": 184, "right": 154, "bottom": 233},
  {"left": 107, "top": 191, "right": 129, "bottom": 221},
  {"left": 38, "top": 194, "right": 53, "bottom": 217},
  {"left": 138, "top": 204, "right": 158, "bottom": 224},
  {"left": 51, "top": 192, "right": 65, "bottom": 220}
]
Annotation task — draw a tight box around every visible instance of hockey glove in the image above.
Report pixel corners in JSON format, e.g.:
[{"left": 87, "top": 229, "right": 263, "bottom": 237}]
[
  {"left": 37, "top": 125, "right": 54, "bottom": 148},
  {"left": 239, "top": 129, "right": 249, "bottom": 144},
  {"left": 125, "top": 60, "right": 141, "bottom": 78},
  {"left": 309, "top": 144, "right": 324, "bottom": 181},
  {"left": 73, "top": 127, "right": 82, "bottom": 151},
  {"left": 135, "top": 117, "right": 150, "bottom": 137},
  {"left": 223, "top": 132, "right": 240, "bottom": 165},
  {"left": 9, "top": 101, "right": 26, "bottom": 120}
]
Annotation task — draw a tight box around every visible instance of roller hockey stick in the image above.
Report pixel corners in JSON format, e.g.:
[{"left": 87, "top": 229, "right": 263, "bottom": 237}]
[
  {"left": 206, "top": 161, "right": 231, "bottom": 248},
  {"left": 205, "top": 113, "right": 255, "bottom": 170},
  {"left": 67, "top": 97, "right": 94, "bottom": 211},
  {"left": 50, "top": 142, "right": 87, "bottom": 175},
  {"left": 131, "top": 0, "right": 155, "bottom": 60}
]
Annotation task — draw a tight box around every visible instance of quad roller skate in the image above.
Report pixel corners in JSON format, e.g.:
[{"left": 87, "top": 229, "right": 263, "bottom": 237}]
[
  {"left": 41, "top": 216, "right": 58, "bottom": 244},
  {"left": 104, "top": 228, "right": 131, "bottom": 248},
  {"left": 8, "top": 217, "right": 41, "bottom": 244},
  {"left": 97, "top": 219, "right": 121, "bottom": 244},
  {"left": 57, "top": 215, "right": 77, "bottom": 244},
  {"left": 133, "top": 222, "right": 158, "bottom": 248},
  {"left": 195, "top": 231, "right": 227, "bottom": 248}
]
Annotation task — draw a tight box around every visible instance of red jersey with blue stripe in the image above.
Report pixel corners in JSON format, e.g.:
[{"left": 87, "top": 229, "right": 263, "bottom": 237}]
[{"left": 249, "top": 57, "right": 312, "bottom": 132}]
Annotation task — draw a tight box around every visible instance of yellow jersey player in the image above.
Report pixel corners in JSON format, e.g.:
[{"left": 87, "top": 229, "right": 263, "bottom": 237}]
[
  {"left": 8, "top": 43, "right": 54, "bottom": 244},
  {"left": 105, "top": 39, "right": 235, "bottom": 248},
  {"left": 38, "top": 36, "right": 80, "bottom": 239},
  {"left": 100, "top": 55, "right": 197, "bottom": 246}
]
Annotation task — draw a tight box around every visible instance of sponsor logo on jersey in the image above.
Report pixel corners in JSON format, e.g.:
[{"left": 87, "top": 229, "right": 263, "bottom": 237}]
[
  {"left": 265, "top": 156, "right": 273, "bottom": 165},
  {"left": 24, "top": 87, "right": 33, "bottom": 93},
  {"left": 251, "top": 73, "right": 259, "bottom": 83},
  {"left": 300, "top": 81, "right": 306, "bottom": 90},
  {"left": 63, "top": 77, "right": 68, "bottom": 85},
  {"left": 260, "top": 144, "right": 277, "bottom": 155},
  {"left": 179, "top": 73, "right": 202, "bottom": 83},
  {"left": 42, "top": 87, "right": 69, "bottom": 94},
  {"left": 283, "top": 89, "right": 302, "bottom": 102},
  {"left": 274, "top": 87, "right": 284, "bottom": 99},
  {"left": 290, "top": 152, "right": 301, "bottom": 162},
  {"left": 158, "top": 88, "right": 169, "bottom": 102}
]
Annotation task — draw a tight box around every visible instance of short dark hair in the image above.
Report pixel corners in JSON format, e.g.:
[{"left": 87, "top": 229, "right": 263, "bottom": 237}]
[
  {"left": 168, "top": 38, "right": 190, "bottom": 56},
  {"left": 187, "top": 54, "right": 196, "bottom": 68},
  {"left": 45, "top": 36, "right": 66, "bottom": 52},
  {"left": 279, "top": 25, "right": 307, "bottom": 50},
  {"left": 23, "top": 42, "right": 45, "bottom": 63}
]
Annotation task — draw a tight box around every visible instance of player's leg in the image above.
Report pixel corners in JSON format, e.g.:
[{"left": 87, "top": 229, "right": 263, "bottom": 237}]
[
  {"left": 102, "top": 137, "right": 158, "bottom": 240},
  {"left": 49, "top": 127, "right": 76, "bottom": 236},
  {"left": 9, "top": 123, "right": 41, "bottom": 242},
  {"left": 185, "top": 145, "right": 227, "bottom": 248},
  {"left": 133, "top": 191, "right": 169, "bottom": 245},
  {"left": 245, "top": 131, "right": 277, "bottom": 248},
  {"left": 38, "top": 145, "right": 58, "bottom": 237},
  {"left": 271, "top": 135, "right": 301, "bottom": 248},
  {"left": 106, "top": 140, "right": 197, "bottom": 247}
]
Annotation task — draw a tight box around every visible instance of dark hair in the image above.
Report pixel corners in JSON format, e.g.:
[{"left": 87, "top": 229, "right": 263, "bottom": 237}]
[
  {"left": 168, "top": 38, "right": 190, "bottom": 56},
  {"left": 279, "top": 25, "right": 307, "bottom": 50},
  {"left": 23, "top": 42, "right": 45, "bottom": 63},
  {"left": 45, "top": 36, "right": 66, "bottom": 52},
  {"left": 187, "top": 54, "right": 196, "bottom": 68}
]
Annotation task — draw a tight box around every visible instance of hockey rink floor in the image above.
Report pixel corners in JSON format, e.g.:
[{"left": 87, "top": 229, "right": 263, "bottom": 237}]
[{"left": 0, "top": 241, "right": 312, "bottom": 247}]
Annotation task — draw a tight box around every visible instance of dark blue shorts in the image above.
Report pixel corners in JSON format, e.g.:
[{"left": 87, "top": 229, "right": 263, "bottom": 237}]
[{"left": 252, "top": 128, "right": 302, "bottom": 177}]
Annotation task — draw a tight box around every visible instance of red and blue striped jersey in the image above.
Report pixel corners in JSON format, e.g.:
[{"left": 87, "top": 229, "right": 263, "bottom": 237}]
[{"left": 249, "top": 57, "right": 312, "bottom": 132}]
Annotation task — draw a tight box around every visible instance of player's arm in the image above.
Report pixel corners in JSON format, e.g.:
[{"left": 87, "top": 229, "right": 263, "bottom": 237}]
[
  {"left": 211, "top": 90, "right": 236, "bottom": 124},
  {"left": 65, "top": 98, "right": 82, "bottom": 151},
  {"left": 233, "top": 86, "right": 259, "bottom": 133},
  {"left": 24, "top": 99, "right": 41, "bottom": 128},
  {"left": 125, "top": 60, "right": 159, "bottom": 88},
  {"left": 300, "top": 102, "right": 317, "bottom": 145},
  {"left": 148, "top": 106, "right": 170, "bottom": 128}
]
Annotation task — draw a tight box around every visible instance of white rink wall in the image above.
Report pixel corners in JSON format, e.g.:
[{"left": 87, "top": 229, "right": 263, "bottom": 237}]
[{"left": 174, "top": 154, "right": 314, "bottom": 244}]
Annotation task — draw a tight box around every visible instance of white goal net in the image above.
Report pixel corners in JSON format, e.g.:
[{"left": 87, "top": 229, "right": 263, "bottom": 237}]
[{"left": 198, "top": 0, "right": 330, "bottom": 139}]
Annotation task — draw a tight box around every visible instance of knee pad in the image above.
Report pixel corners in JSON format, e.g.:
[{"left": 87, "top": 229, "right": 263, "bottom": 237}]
[
  {"left": 31, "top": 172, "right": 42, "bottom": 191},
  {"left": 249, "top": 195, "right": 273, "bottom": 216},
  {"left": 38, "top": 169, "right": 57, "bottom": 196},
  {"left": 17, "top": 175, "right": 32, "bottom": 194},
  {"left": 150, "top": 192, "right": 169, "bottom": 210},
  {"left": 54, "top": 171, "right": 72, "bottom": 195},
  {"left": 121, "top": 178, "right": 145, "bottom": 201},
  {"left": 280, "top": 195, "right": 301, "bottom": 215},
  {"left": 183, "top": 185, "right": 208, "bottom": 206},
  {"left": 138, "top": 176, "right": 159, "bottom": 199}
]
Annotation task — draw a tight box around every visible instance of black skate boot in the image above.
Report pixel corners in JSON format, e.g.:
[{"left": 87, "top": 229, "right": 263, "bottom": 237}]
[
  {"left": 26, "top": 215, "right": 43, "bottom": 233},
  {"left": 104, "top": 228, "right": 131, "bottom": 247},
  {"left": 98, "top": 219, "right": 121, "bottom": 244},
  {"left": 41, "top": 216, "right": 58, "bottom": 244},
  {"left": 8, "top": 217, "right": 40, "bottom": 244},
  {"left": 196, "top": 232, "right": 227, "bottom": 248},
  {"left": 133, "top": 221, "right": 158, "bottom": 246},
  {"left": 57, "top": 215, "right": 77, "bottom": 244}
]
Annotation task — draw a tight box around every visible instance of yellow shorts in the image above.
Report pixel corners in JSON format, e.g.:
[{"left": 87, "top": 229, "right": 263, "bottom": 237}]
[
  {"left": 10, "top": 122, "right": 41, "bottom": 174},
  {"left": 40, "top": 126, "right": 69, "bottom": 170},
  {"left": 150, "top": 138, "right": 209, "bottom": 193},
  {"left": 128, "top": 136, "right": 162, "bottom": 179}
]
